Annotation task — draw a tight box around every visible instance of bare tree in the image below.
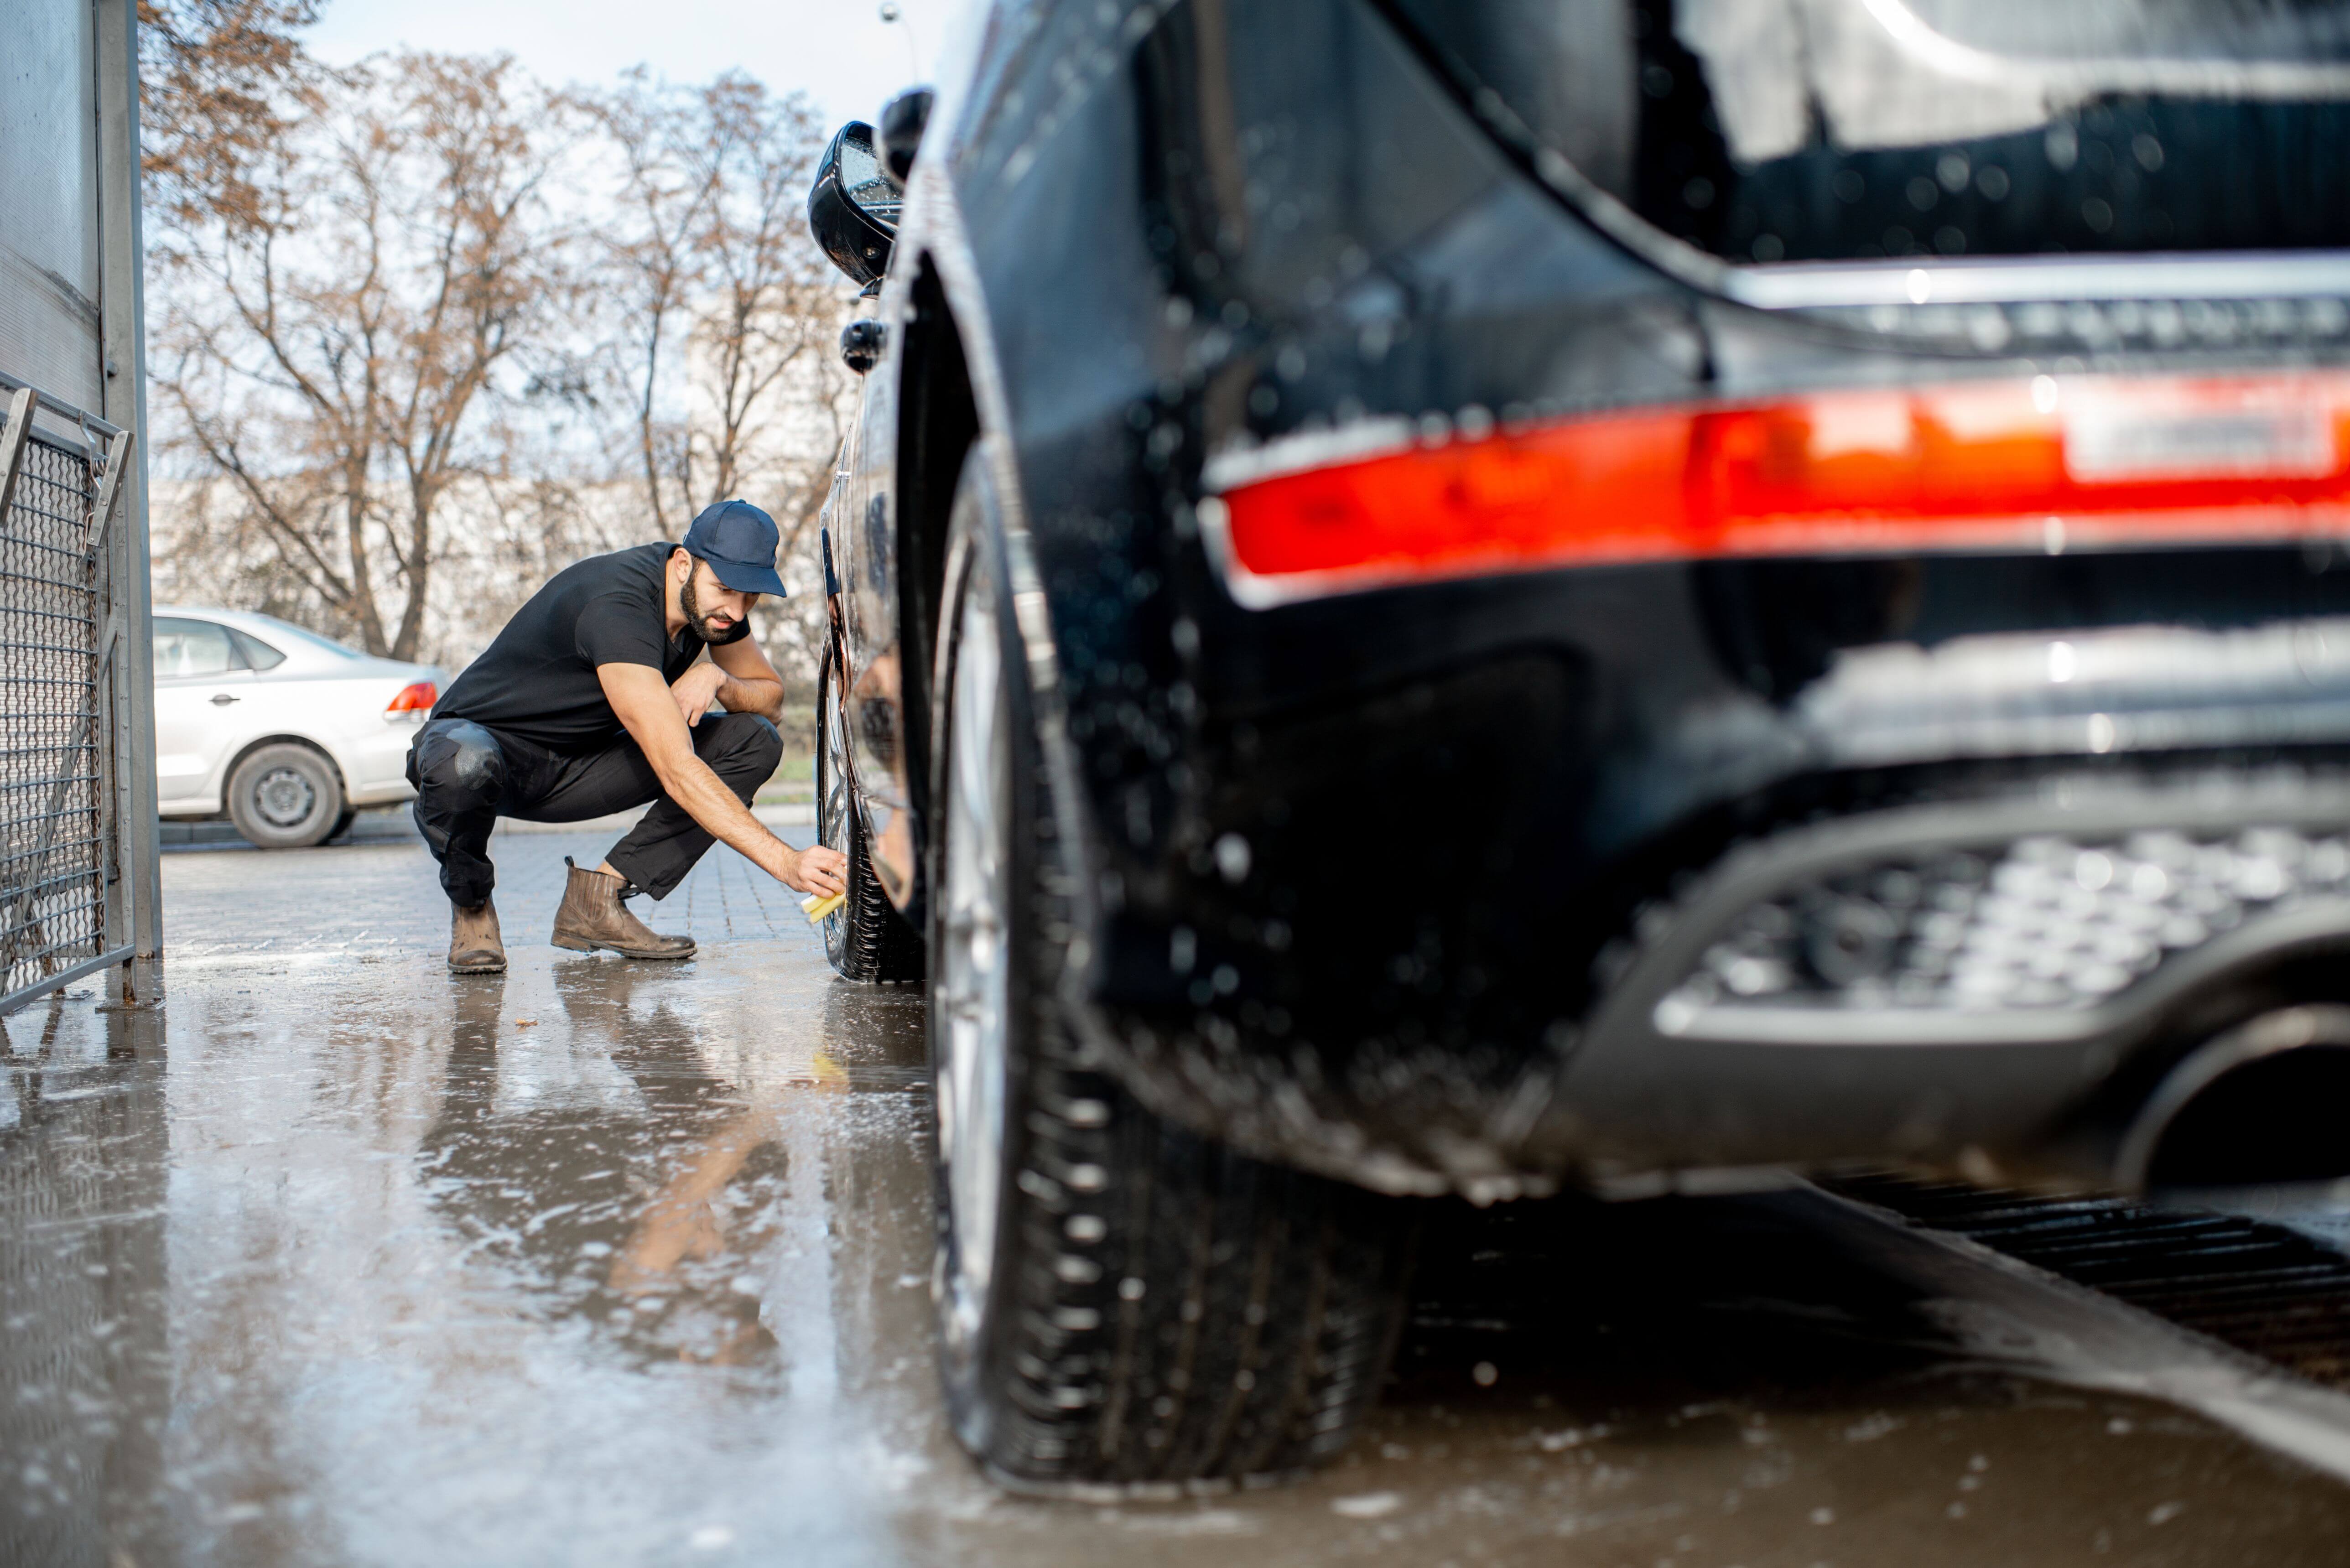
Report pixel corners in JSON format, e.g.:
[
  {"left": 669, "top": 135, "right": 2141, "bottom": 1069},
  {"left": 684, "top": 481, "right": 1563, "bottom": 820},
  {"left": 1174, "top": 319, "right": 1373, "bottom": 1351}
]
[
  {"left": 575, "top": 68, "right": 716, "bottom": 538},
  {"left": 575, "top": 72, "right": 855, "bottom": 706},
  {"left": 689, "top": 75, "right": 842, "bottom": 517},
  {"left": 139, "top": 0, "right": 323, "bottom": 238},
  {"left": 153, "top": 53, "right": 573, "bottom": 662},
  {"left": 583, "top": 73, "right": 851, "bottom": 543}
]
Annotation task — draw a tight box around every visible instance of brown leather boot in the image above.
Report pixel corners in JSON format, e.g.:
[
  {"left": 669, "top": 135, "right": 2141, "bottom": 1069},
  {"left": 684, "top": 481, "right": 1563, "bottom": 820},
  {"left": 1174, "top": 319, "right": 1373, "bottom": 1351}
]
[
  {"left": 449, "top": 898, "right": 507, "bottom": 974},
  {"left": 550, "top": 857, "right": 696, "bottom": 960}
]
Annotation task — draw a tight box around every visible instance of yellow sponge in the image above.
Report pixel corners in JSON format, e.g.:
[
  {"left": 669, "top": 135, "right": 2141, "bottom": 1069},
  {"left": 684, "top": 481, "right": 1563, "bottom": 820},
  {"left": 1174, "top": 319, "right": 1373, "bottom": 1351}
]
[{"left": 801, "top": 890, "right": 846, "bottom": 923}]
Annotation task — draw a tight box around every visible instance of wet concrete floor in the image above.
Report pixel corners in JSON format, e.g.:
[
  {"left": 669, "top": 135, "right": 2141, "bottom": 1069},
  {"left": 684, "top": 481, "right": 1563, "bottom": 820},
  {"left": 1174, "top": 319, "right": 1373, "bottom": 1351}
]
[{"left": 9, "top": 829, "right": 2350, "bottom": 1565}]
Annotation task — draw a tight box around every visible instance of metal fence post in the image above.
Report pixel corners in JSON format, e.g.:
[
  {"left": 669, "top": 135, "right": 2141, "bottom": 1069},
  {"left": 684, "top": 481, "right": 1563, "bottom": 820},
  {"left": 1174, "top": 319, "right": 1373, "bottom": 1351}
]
[
  {"left": 96, "top": 0, "right": 164, "bottom": 1008},
  {"left": 0, "top": 389, "right": 32, "bottom": 519}
]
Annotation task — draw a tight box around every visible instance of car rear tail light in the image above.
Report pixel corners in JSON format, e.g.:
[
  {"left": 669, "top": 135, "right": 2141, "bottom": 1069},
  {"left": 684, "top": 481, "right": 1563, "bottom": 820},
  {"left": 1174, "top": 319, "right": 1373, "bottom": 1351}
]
[
  {"left": 386, "top": 680, "right": 437, "bottom": 714},
  {"left": 1202, "top": 371, "right": 2350, "bottom": 605}
]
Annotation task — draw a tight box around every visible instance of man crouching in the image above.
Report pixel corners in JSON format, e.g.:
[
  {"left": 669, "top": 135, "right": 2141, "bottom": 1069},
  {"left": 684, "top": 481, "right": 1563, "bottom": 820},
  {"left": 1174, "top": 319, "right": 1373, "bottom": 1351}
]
[{"left": 408, "top": 500, "right": 847, "bottom": 972}]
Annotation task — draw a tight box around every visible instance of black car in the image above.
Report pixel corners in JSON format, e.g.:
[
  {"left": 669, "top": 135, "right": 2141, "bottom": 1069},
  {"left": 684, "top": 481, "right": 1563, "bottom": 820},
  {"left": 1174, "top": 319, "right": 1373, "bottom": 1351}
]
[{"left": 804, "top": 0, "right": 2350, "bottom": 1491}]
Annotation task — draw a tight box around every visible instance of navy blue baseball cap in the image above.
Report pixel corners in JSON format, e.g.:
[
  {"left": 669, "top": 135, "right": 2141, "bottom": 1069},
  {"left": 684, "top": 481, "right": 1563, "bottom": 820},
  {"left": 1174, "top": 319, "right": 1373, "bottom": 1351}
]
[{"left": 683, "top": 500, "right": 789, "bottom": 597}]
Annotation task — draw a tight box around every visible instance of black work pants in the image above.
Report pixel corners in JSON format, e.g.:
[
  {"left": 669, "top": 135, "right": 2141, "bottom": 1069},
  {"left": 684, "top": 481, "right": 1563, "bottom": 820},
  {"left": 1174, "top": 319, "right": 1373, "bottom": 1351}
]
[{"left": 406, "top": 714, "right": 783, "bottom": 908}]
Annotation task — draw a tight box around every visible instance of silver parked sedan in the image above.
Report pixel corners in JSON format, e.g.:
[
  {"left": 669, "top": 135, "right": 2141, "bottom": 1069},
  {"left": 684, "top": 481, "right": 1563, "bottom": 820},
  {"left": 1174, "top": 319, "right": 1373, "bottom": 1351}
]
[{"left": 151, "top": 607, "right": 443, "bottom": 848}]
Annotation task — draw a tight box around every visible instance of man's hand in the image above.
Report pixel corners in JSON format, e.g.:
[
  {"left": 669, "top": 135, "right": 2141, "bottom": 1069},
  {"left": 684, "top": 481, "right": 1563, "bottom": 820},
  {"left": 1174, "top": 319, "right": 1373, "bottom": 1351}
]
[
  {"left": 671, "top": 661, "right": 729, "bottom": 727},
  {"left": 787, "top": 843, "right": 847, "bottom": 898}
]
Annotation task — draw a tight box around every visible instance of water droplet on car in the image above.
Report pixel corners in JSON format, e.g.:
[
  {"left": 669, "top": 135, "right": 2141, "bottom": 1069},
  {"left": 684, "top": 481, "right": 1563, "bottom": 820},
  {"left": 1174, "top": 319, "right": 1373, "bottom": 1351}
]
[{"left": 1213, "top": 833, "right": 1251, "bottom": 883}]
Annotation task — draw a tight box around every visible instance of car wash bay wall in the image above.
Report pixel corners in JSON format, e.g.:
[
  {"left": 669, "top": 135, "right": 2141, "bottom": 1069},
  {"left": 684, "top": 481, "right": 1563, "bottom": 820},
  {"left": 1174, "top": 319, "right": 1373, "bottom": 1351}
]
[{"left": 0, "top": 0, "right": 165, "bottom": 1012}]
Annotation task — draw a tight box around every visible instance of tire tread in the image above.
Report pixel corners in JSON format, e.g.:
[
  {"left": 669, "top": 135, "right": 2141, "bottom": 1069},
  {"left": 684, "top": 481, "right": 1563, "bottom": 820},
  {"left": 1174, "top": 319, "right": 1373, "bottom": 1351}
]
[
  {"left": 932, "top": 459, "right": 1413, "bottom": 1492},
  {"left": 967, "top": 983, "right": 1414, "bottom": 1487}
]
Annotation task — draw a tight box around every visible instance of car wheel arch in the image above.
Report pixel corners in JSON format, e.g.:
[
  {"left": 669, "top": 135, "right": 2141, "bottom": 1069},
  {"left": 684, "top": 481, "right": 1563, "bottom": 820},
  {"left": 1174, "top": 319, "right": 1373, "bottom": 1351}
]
[
  {"left": 890, "top": 249, "right": 985, "bottom": 920},
  {"left": 891, "top": 184, "right": 1107, "bottom": 989}
]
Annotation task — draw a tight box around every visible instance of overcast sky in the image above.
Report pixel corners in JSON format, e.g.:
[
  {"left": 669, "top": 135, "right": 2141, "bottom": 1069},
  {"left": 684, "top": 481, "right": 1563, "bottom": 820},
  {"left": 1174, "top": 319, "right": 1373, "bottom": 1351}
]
[{"left": 308, "top": 0, "right": 966, "bottom": 128}]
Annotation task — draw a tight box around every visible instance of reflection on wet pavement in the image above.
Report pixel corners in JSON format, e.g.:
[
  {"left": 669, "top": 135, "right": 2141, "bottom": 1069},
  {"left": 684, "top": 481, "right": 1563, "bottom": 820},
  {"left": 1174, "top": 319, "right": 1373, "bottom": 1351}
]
[
  {"left": 7, "top": 831, "right": 2350, "bottom": 1564},
  {"left": 423, "top": 965, "right": 794, "bottom": 1369}
]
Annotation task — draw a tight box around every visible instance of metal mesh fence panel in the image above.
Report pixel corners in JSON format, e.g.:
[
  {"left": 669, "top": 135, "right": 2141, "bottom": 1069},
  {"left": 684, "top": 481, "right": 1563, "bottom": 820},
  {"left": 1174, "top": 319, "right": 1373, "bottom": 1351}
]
[{"left": 0, "top": 428, "right": 108, "bottom": 1003}]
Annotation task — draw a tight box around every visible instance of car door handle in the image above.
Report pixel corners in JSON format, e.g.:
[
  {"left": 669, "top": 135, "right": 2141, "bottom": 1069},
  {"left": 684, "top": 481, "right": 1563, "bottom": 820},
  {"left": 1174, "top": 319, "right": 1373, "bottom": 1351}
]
[{"left": 210, "top": 693, "right": 239, "bottom": 706}]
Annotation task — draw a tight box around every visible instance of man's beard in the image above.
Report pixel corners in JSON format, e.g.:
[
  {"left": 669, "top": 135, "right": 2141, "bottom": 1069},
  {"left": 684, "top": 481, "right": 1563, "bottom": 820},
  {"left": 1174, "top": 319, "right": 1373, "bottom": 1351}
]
[{"left": 679, "top": 574, "right": 738, "bottom": 644}]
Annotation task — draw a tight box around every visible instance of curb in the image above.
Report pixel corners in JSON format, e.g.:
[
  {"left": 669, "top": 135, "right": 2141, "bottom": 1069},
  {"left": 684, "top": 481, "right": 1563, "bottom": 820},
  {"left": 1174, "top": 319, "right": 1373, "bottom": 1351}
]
[{"left": 161, "top": 801, "right": 818, "bottom": 851}]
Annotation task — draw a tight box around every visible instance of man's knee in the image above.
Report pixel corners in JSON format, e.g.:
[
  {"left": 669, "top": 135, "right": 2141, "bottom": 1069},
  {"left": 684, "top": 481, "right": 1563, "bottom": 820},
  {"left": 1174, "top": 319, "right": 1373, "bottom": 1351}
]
[
  {"left": 704, "top": 712, "right": 784, "bottom": 774},
  {"left": 411, "top": 720, "right": 508, "bottom": 803}
]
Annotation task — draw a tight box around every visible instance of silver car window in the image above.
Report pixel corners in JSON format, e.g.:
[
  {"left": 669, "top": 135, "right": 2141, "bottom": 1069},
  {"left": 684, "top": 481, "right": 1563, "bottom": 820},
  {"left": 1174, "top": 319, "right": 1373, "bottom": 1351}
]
[
  {"left": 229, "top": 628, "right": 287, "bottom": 671},
  {"left": 260, "top": 619, "right": 367, "bottom": 660},
  {"left": 152, "top": 618, "right": 242, "bottom": 679}
]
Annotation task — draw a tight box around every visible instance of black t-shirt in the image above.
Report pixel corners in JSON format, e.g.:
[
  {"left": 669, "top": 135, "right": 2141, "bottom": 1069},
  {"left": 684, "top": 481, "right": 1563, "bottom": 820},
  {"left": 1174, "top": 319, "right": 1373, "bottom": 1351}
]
[{"left": 435, "top": 542, "right": 748, "bottom": 753}]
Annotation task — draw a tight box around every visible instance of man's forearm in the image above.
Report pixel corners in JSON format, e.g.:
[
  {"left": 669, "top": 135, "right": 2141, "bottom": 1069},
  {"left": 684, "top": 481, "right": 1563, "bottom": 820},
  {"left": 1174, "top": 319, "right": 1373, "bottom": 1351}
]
[
  {"left": 658, "top": 753, "right": 797, "bottom": 882},
  {"left": 715, "top": 672, "right": 784, "bottom": 722}
]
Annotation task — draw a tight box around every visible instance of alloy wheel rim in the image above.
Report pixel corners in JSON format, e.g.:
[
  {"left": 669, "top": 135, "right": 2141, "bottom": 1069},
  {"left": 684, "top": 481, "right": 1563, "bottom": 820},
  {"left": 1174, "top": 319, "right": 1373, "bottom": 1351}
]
[
  {"left": 255, "top": 766, "right": 316, "bottom": 828},
  {"left": 936, "top": 579, "right": 1010, "bottom": 1359},
  {"left": 820, "top": 656, "right": 853, "bottom": 939}
]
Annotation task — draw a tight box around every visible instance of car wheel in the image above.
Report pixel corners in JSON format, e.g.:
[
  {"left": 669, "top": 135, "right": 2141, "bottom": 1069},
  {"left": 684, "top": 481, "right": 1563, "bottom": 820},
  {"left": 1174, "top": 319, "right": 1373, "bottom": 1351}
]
[
  {"left": 817, "top": 639, "right": 925, "bottom": 981},
  {"left": 927, "top": 454, "right": 1417, "bottom": 1491},
  {"left": 226, "top": 743, "right": 345, "bottom": 850}
]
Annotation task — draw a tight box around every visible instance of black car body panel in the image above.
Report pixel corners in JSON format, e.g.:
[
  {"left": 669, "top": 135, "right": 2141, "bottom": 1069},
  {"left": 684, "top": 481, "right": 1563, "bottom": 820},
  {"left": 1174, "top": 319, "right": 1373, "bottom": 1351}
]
[{"left": 820, "top": 0, "right": 2350, "bottom": 1197}]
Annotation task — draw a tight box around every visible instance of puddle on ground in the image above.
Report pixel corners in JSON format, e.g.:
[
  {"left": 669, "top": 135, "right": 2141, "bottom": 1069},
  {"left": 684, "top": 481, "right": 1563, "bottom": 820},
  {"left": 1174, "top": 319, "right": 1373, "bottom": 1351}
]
[{"left": 6, "top": 832, "right": 2350, "bottom": 1565}]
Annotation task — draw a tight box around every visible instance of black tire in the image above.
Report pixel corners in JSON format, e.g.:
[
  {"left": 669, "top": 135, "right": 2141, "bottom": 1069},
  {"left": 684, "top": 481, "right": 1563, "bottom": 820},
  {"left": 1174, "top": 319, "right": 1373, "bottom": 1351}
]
[
  {"left": 818, "top": 641, "right": 925, "bottom": 981},
  {"left": 926, "top": 453, "right": 1416, "bottom": 1492},
  {"left": 226, "top": 742, "right": 345, "bottom": 850}
]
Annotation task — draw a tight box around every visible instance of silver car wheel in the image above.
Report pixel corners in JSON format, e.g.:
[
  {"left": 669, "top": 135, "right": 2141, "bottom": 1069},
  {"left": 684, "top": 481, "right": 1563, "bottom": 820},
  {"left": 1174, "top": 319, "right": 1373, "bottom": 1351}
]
[
  {"left": 253, "top": 765, "right": 317, "bottom": 829},
  {"left": 936, "top": 576, "right": 1010, "bottom": 1360},
  {"left": 820, "top": 652, "right": 853, "bottom": 948},
  {"left": 821, "top": 659, "right": 853, "bottom": 855}
]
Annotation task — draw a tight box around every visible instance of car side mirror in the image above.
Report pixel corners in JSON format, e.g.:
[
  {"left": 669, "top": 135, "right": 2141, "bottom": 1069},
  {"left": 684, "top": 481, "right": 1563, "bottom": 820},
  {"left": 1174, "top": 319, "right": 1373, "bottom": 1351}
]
[{"left": 807, "top": 121, "right": 900, "bottom": 289}]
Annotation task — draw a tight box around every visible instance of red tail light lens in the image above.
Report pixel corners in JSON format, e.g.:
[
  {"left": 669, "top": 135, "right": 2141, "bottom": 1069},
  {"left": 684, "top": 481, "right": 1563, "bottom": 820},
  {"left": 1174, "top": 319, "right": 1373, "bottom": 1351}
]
[
  {"left": 386, "top": 680, "right": 437, "bottom": 713},
  {"left": 1207, "top": 371, "right": 2350, "bottom": 604}
]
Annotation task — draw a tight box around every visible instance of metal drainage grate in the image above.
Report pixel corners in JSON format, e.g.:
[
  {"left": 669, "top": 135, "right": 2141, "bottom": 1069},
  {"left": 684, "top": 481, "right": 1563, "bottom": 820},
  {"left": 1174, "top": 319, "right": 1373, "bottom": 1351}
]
[{"left": 1830, "top": 1173, "right": 2350, "bottom": 1389}]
